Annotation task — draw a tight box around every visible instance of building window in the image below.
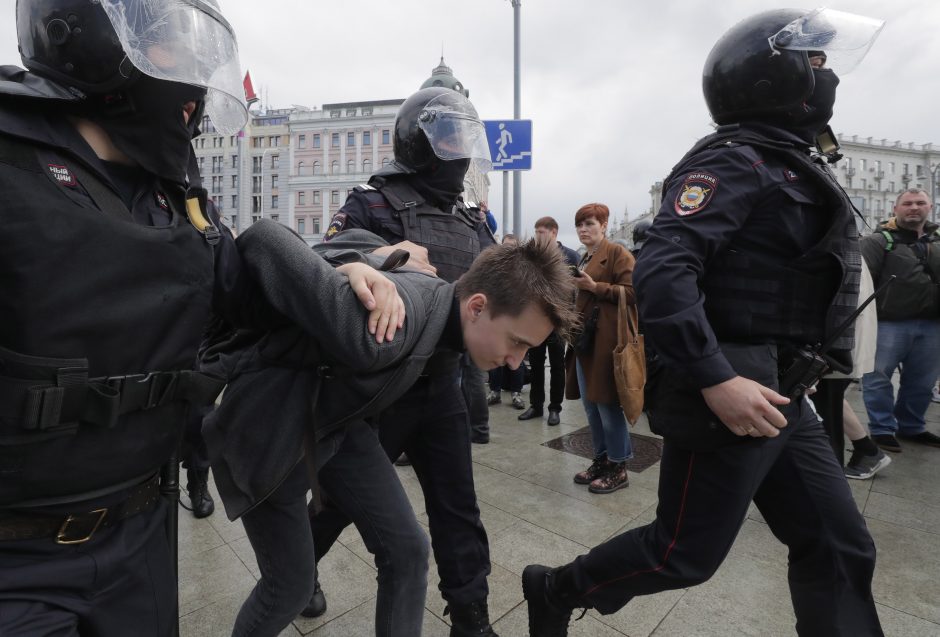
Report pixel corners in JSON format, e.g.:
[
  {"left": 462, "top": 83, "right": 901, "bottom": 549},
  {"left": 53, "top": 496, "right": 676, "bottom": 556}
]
[
  {"left": 313, "top": 217, "right": 321, "bottom": 234},
  {"left": 230, "top": 135, "right": 236, "bottom": 146},
  {"left": 252, "top": 176, "right": 261, "bottom": 193},
  {"left": 252, "top": 156, "right": 262, "bottom": 173},
  {"left": 271, "top": 154, "right": 279, "bottom": 169},
  {"left": 313, "top": 190, "right": 320, "bottom": 204},
  {"left": 331, "top": 160, "right": 339, "bottom": 174},
  {"left": 297, "top": 160, "right": 305, "bottom": 175},
  {"left": 347, "top": 159, "right": 354, "bottom": 173},
  {"left": 889, "top": 181, "right": 895, "bottom": 191},
  {"left": 252, "top": 196, "right": 261, "bottom": 213},
  {"left": 331, "top": 133, "right": 340, "bottom": 147},
  {"left": 269, "top": 136, "right": 278, "bottom": 147},
  {"left": 330, "top": 110, "right": 341, "bottom": 118},
  {"left": 231, "top": 155, "right": 238, "bottom": 168},
  {"left": 313, "top": 161, "right": 320, "bottom": 175},
  {"left": 231, "top": 194, "right": 238, "bottom": 209},
  {"left": 859, "top": 159, "right": 866, "bottom": 171},
  {"left": 298, "top": 134, "right": 306, "bottom": 148},
  {"left": 382, "top": 129, "right": 390, "bottom": 145},
  {"left": 231, "top": 174, "right": 238, "bottom": 188},
  {"left": 888, "top": 161, "right": 895, "bottom": 174},
  {"left": 313, "top": 134, "right": 320, "bottom": 149},
  {"left": 197, "top": 156, "right": 204, "bottom": 171},
  {"left": 252, "top": 137, "right": 262, "bottom": 148},
  {"left": 298, "top": 218, "right": 305, "bottom": 234},
  {"left": 270, "top": 214, "right": 279, "bottom": 222},
  {"left": 271, "top": 195, "right": 279, "bottom": 209},
  {"left": 363, "top": 131, "right": 371, "bottom": 146},
  {"left": 362, "top": 107, "right": 373, "bottom": 116},
  {"left": 331, "top": 190, "right": 339, "bottom": 205},
  {"left": 860, "top": 178, "right": 867, "bottom": 189},
  {"left": 271, "top": 174, "right": 279, "bottom": 189},
  {"left": 298, "top": 191, "right": 305, "bottom": 205},
  {"left": 347, "top": 132, "right": 355, "bottom": 147},
  {"left": 363, "top": 159, "right": 372, "bottom": 173},
  {"left": 346, "top": 108, "right": 356, "bottom": 117}
]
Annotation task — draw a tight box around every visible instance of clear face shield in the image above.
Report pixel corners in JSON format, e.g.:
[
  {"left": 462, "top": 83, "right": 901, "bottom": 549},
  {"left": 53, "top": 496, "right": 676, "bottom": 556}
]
[
  {"left": 417, "top": 94, "right": 493, "bottom": 171},
  {"left": 768, "top": 8, "right": 885, "bottom": 74},
  {"left": 98, "top": 0, "right": 248, "bottom": 133}
]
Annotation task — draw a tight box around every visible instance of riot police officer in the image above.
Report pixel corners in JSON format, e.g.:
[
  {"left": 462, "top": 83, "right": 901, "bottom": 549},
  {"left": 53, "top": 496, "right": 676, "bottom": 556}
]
[
  {"left": 522, "top": 9, "right": 887, "bottom": 636},
  {"left": 0, "top": 1, "right": 269, "bottom": 633},
  {"left": 630, "top": 218, "right": 652, "bottom": 261},
  {"left": 310, "top": 86, "right": 500, "bottom": 636}
]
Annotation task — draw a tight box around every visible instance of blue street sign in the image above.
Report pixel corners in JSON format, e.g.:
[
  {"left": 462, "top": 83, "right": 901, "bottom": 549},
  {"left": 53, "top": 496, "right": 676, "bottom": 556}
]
[{"left": 483, "top": 119, "right": 532, "bottom": 171}]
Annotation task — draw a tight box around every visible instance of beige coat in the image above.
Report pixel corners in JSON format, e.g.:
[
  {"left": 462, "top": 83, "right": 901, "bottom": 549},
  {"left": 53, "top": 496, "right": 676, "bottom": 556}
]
[{"left": 565, "top": 238, "right": 636, "bottom": 404}]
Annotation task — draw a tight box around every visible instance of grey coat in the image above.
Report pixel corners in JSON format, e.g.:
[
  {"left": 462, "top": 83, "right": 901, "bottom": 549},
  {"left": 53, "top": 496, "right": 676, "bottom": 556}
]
[{"left": 202, "top": 220, "right": 455, "bottom": 520}]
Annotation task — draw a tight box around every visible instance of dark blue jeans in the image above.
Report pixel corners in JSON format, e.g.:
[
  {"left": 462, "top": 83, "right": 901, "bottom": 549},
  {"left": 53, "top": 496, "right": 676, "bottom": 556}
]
[{"left": 236, "top": 423, "right": 428, "bottom": 637}]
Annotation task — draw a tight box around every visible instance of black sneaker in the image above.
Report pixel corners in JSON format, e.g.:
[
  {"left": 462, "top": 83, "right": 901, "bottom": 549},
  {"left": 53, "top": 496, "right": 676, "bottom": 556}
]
[
  {"left": 872, "top": 434, "right": 902, "bottom": 453},
  {"left": 844, "top": 449, "right": 891, "bottom": 480},
  {"left": 522, "top": 565, "right": 572, "bottom": 637},
  {"left": 898, "top": 430, "right": 940, "bottom": 448},
  {"left": 300, "top": 580, "right": 327, "bottom": 618}
]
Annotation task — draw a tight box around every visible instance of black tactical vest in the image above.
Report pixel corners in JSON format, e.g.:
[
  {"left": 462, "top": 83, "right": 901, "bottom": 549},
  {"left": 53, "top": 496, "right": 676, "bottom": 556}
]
[
  {"left": 0, "top": 135, "right": 216, "bottom": 505},
  {"left": 667, "top": 128, "right": 861, "bottom": 372},
  {"left": 369, "top": 177, "right": 481, "bottom": 283}
]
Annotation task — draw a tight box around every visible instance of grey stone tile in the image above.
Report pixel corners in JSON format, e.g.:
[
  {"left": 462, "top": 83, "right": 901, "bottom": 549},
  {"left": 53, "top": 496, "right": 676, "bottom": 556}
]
[
  {"left": 179, "top": 590, "right": 301, "bottom": 637},
  {"left": 297, "top": 598, "right": 449, "bottom": 637},
  {"left": 865, "top": 490, "right": 940, "bottom": 536},
  {"left": 488, "top": 520, "right": 590, "bottom": 576},
  {"left": 178, "top": 544, "right": 256, "bottom": 616},
  {"left": 294, "top": 543, "right": 384, "bottom": 633},
  {"left": 474, "top": 470, "right": 627, "bottom": 547},
  {"left": 877, "top": 602, "right": 940, "bottom": 637},
  {"left": 177, "top": 511, "right": 225, "bottom": 560},
  {"left": 590, "top": 588, "right": 686, "bottom": 637},
  {"left": 868, "top": 443, "right": 940, "bottom": 508},
  {"left": 867, "top": 517, "right": 940, "bottom": 624}
]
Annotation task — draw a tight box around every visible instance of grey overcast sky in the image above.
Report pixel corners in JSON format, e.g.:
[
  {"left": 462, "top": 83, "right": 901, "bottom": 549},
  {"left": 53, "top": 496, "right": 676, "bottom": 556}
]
[{"left": 2, "top": 1, "right": 938, "bottom": 246}]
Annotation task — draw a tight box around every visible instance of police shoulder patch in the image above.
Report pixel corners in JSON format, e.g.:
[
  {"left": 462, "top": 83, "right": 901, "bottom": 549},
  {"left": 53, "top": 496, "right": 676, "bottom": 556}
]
[
  {"left": 674, "top": 172, "right": 718, "bottom": 216},
  {"left": 324, "top": 212, "right": 347, "bottom": 240}
]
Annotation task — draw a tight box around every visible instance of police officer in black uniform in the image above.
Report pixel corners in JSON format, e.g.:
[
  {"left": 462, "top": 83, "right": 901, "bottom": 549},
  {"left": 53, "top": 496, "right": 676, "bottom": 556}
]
[
  {"left": 309, "top": 86, "right": 500, "bottom": 636},
  {"left": 522, "top": 9, "right": 887, "bottom": 637},
  {"left": 630, "top": 218, "right": 652, "bottom": 261},
  {"left": 0, "top": 1, "right": 270, "bottom": 634}
]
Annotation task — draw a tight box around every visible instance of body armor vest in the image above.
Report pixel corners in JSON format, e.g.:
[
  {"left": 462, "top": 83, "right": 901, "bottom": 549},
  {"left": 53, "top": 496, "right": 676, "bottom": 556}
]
[
  {"left": 370, "top": 177, "right": 480, "bottom": 283},
  {"left": 667, "top": 128, "right": 861, "bottom": 371},
  {"left": 0, "top": 136, "right": 215, "bottom": 505}
]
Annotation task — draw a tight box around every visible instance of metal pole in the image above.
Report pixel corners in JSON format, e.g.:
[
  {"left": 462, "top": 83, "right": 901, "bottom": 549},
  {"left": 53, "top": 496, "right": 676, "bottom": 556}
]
[
  {"left": 511, "top": 0, "right": 522, "bottom": 237},
  {"left": 502, "top": 172, "right": 509, "bottom": 236}
]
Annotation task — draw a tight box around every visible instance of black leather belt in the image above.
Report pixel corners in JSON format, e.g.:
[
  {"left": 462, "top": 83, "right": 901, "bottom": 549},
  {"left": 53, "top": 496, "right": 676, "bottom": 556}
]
[{"left": 0, "top": 475, "right": 161, "bottom": 544}]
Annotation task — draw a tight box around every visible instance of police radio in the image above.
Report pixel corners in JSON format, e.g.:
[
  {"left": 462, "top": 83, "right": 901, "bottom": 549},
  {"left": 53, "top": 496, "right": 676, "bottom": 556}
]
[{"left": 778, "top": 275, "right": 895, "bottom": 398}]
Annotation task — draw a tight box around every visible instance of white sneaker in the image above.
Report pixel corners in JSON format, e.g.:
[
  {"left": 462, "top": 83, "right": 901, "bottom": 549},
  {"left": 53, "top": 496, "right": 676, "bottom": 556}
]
[
  {"left": 931, "top": 386, "right": 940, "bottom": 403},
  {"left": 511, "top": 392, "right": 525, "bottom": 409}
]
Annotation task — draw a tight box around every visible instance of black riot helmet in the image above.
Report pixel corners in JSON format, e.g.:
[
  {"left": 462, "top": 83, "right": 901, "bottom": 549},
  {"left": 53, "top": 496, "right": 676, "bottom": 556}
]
[
  {"left": 16, "top": 0, "right": 248, "bottom": 133},
  {"left": 632, "top": 218, "right": 653, "bottom": 251},
  {"left": 393, "top": 87, "right": 492, "bottom": 173},
  {"left": 703, "top": 8, "right": 884, "bottom": 126}
]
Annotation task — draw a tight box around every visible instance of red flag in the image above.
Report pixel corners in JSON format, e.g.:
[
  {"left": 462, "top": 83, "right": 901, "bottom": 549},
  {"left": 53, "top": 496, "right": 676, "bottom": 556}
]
[{"left": 243, "top": 71, "right": 259, "bottom": 105}]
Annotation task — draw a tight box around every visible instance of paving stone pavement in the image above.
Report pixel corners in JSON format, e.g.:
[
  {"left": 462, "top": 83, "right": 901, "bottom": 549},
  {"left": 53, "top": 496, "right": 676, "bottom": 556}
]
[{"left": 178, "top": 380, "right": 940, "bottom": 636}]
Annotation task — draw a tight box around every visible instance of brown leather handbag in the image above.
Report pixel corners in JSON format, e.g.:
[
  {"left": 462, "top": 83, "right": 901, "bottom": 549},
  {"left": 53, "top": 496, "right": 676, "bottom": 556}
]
[{"left": 613, "top": 286, "right": 645, "bottom": 424}]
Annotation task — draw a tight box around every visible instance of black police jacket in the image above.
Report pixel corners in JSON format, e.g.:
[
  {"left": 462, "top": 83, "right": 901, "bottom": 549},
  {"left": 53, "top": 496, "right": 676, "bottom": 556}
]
[
  {"left": 0, "top": 68, "right": 274, "bottom": 506},
  {"left": 634, "top": 123, "right": 860, "bottom": 390},
  {"left": 324, "top": 172, "right": 496, "bottom": 283}
]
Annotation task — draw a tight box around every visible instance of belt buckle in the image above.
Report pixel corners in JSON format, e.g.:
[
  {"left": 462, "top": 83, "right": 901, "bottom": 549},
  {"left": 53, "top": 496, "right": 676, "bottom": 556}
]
[{"left": 56, "top": 508, "right": 108, "bottom": 545}]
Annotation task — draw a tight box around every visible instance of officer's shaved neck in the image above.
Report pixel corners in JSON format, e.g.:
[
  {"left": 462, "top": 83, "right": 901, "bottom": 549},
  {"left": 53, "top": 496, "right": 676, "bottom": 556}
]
[{"left": 68, "top": 117, "right": 137, "bottom": 166}]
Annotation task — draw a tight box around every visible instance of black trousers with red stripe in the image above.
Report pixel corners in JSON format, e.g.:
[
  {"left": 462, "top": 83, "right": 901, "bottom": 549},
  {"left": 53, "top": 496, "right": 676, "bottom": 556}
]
[{"left": 561, "top": 397, "right": 883, "bottom": 637}]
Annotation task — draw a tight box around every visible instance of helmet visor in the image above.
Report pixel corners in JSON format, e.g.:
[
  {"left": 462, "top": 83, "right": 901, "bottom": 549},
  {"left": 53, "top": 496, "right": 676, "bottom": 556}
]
[
  {"left": 98, "top": 0, "right": 248, "bottom": 133},
  {"left": 769, "top": 8, "right": 885, "bottom": 74},
  {"left": 417, "top": 94, "right": 492, "bottom": 171}
]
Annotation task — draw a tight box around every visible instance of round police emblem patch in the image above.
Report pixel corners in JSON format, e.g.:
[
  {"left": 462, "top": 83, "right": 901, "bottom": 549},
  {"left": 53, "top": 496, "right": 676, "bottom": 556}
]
[{"left": 674, "top": 172, "right": 718, "bottom": 216}]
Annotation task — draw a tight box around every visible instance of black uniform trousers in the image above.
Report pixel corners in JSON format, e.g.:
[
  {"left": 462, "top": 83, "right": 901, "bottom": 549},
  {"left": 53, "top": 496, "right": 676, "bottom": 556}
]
[
  {"left": 310, "top": 373, "right": 491, "bottom": 605},
  {"left": 0, "top": 500, "right": 176, "bottom": 637},
  {"left": 527, "top": 334, "right": 567, "bottom": 412},
  {"left": 564, "top": 398, "right": 882, "bottom": 636},
  {"left": 808, "top": 378, "right": 853, "bottom": 465}
]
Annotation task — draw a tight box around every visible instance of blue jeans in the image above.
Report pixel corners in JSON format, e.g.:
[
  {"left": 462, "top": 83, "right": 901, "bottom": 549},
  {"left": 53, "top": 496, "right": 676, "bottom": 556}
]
[
  {"left": 862, "top": 319, "right": 940, "bottom": 437},
  {"left": 576, "top": 359, "right": 633, "bottom": 463},
  {"left": 237, "top": 422, "right": 429, "bottom": 637}
]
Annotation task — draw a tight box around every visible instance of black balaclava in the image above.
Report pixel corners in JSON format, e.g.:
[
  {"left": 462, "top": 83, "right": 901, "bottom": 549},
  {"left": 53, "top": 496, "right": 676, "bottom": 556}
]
[
  {"left": 788, "top": 68, "right": 840, "bottom": 143},
  {"left": 87, "top": 74, "right": 206, "bottom": 185},
  {"left": 412, "top": 157, "right": 471, "bottom": 208}
]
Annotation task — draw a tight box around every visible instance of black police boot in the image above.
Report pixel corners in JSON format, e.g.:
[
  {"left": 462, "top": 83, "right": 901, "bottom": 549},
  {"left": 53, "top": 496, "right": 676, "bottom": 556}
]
[
  {"left": 522, "top": 565, "right": 578, "bottom": 637},
  {"left": 186, "top": 468, "right": 215, "bottom": 519},
  {"left": 445, "top": 599, "right": 499, "bottom": 637},
  {"left": 300, "top": 579, "right": 327, "bottom": 618}
]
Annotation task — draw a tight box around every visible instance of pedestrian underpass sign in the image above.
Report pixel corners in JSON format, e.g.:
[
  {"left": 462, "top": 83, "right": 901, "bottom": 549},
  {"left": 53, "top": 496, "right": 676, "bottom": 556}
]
[{"left": 484, "top": 120, "right": 532, "bottom": 171}]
